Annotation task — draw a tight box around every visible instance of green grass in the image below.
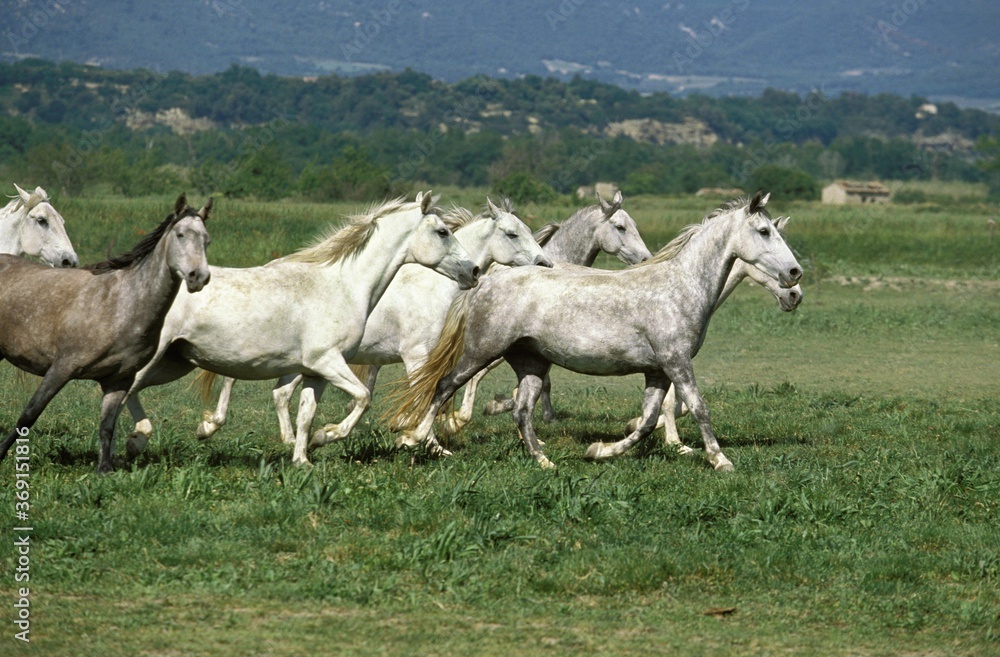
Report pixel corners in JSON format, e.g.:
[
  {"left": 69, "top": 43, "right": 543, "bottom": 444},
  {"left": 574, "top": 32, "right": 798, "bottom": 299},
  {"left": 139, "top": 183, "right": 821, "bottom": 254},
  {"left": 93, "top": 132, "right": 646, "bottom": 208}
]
[{"left": 1, "top": 193, "right": 998, "bottom": 655}]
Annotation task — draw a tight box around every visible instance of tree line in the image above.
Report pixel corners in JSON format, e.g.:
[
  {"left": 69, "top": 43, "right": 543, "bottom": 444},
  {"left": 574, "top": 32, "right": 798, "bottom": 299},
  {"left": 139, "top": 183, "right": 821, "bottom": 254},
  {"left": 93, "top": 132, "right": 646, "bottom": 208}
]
[{"left": 1, "top": 59, "right": 998, "bottom": 203}]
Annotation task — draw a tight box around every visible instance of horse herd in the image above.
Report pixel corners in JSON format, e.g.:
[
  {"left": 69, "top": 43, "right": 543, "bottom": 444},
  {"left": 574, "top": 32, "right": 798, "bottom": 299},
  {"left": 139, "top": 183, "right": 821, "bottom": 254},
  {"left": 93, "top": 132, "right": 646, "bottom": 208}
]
[{"left": 0, "top": 185, "right": 802, "bottom": 474}]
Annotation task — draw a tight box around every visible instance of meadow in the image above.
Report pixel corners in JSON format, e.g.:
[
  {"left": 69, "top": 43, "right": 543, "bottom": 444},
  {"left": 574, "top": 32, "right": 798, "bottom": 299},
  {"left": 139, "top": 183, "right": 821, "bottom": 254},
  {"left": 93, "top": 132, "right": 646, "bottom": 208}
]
[{"left": 1, "top": 190, "right": 998, "bottom": 655}]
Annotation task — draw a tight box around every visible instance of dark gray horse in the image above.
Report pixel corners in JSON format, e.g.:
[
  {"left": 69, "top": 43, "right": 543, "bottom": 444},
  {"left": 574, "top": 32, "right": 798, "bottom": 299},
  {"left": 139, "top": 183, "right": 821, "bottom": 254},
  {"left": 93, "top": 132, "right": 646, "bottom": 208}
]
[
  {"left": 392, "top": 193, "right": 802, "bottom": 471},
  {"left": 0, "top": 194, "right": 212, "bottom": 472}
]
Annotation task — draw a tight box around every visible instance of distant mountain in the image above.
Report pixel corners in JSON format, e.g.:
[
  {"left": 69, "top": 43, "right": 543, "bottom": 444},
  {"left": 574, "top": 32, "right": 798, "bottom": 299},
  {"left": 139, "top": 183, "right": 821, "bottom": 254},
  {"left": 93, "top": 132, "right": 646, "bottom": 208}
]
[{"left": 2, "top": 0, "right": 998, "bottom": 107}]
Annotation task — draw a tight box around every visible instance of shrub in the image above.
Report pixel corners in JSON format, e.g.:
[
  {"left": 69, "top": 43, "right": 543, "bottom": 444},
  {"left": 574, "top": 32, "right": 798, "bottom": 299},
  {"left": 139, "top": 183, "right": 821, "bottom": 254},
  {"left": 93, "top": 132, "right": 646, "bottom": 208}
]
[
  {"left": 749, "top": 164, "right": 819, "bottom": 202},
  {"left": 492, "top": 171, "right": 559, "bottom": 205}
]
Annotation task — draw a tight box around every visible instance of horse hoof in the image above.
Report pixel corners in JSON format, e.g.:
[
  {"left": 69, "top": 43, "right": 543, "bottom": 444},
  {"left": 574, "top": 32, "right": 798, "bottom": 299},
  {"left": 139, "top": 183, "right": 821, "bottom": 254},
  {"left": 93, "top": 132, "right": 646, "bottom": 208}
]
[
  {"left": 713, "top": 458, "right": 735, "bottom": 473},
  {"left": 427, "top": 444, "right": 452, "bottom": 458},
  {"left": 195, "top": 420, "right": 217, "bottom": 440},
  {"left": 583, "top": 442, "right": 612, "bottom": 462},
  {"left": 677, "top": 445, "right": 696, "bottom": 456},
  {"left": 96, "top": 461, "right": 115, "bottom": 475},
  {"left": 308, "top": 429, "right": 327, "bottom": 449},
  {"left": 538, "top": 456, "right": 556, "bottom": 470},
  {"left": 394, "top": 433, "right": 421, "bottom": 450},
  {"left": 483, "top": 400, "right": 505, "bottom": 416},
  {"left": 125, "top": 433, "right": 148, "bottom": 459}
]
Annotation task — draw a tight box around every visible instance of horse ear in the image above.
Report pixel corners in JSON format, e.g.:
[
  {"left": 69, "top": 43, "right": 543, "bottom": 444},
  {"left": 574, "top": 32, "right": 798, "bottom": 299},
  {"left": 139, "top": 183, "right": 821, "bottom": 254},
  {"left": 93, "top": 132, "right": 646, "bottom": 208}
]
[
  {"left": 774, "top": 215, "right": 789, "bottom": 231},
  {"left": 173, "top": 193, "right": 188, "bottom": 217},
  {"left": 419, "top": 190, "right": 434, "bottom": 214},
  {"left": 749, "top": 191, "right": 770, "bottom": 214},
  {"left": 14, "top": 184, "right": 31, "bottom": 204},
  {"left": 612, "top": 190, "right": 623, "bottom": 206},
  {"left": 198, "top": 197, "right": 213, "bottom": 221},
  {"left": 486, "top": 197, "right": 501, "bottom": 219},
  {"left": 597, "top": 192, "right": 612, "bottom": 214}
]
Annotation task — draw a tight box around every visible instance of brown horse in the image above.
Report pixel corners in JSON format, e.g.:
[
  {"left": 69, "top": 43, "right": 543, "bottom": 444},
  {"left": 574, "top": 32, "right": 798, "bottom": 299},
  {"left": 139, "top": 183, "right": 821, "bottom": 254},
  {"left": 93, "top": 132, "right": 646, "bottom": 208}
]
[{"left": 0, "top": 194, "right": 212, "bottom": 472}]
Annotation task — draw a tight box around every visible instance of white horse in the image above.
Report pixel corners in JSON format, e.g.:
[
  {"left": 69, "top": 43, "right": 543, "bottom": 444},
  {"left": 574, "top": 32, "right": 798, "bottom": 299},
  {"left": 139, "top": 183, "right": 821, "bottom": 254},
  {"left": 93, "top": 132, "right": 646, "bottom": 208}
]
[
  {"left": 392, "top": 193, "right": 802, "bottom": 471},
  {"left": 193, "top": 197, "right": 553, "bottom": 446},
  {"left": 125, "top": 193, "right": 480, "bottom": 466},
  {"left": 440, "top": 190, "right": 653, "bottom": 434},
  {"left": 0, "top": 184, "right": 78, "bottom": 267},
  {"left": 478, "top": 223, "right": 803, "bottom": 428}
]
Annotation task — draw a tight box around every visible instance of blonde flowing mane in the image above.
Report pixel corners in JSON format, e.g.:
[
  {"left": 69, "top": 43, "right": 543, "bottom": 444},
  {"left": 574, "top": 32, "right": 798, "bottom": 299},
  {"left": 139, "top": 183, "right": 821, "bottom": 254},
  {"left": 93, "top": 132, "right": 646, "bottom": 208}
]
[
  {"left": 284, "top": 197, "right": 417, "bottom": 266},
  {"left": 639, "top": 196, "right": 752, "bottom": 267}
]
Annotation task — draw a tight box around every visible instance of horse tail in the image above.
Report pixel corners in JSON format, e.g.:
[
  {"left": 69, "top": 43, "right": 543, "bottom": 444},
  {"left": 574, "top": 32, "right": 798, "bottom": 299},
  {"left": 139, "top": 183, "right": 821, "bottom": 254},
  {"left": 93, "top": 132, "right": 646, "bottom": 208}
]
[
  {"left": 193, "top": 369, "right": 219, "bottom": 404},
  {"left": 386, "top": 289, "right": 471, "bottom": 431},
  {"left": 349, "top": 364, "right": 373, "bottom": 385}
]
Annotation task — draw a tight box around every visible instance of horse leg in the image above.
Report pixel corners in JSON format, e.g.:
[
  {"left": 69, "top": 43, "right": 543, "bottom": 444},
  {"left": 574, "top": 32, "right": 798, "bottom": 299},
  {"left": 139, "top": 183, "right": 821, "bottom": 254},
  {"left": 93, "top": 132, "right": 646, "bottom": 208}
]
[
  {"left": 305, "top": 354, "right": 373, "bottom": 450},
  {"left": 0, "top": 365, "right": 72, "bottom": 461},
  {"left": 345, "top": 366, "right": 379, "bottom": 413},
  {"left": 584, "top": 375, "right": 668, "bottom": 462},
  {"left": 398, "top": 353, "right": 497, "bottom": 456},
  {"left": 272, "top": 374, "right": 303, "bottom": 445},
  {"left": 124, "top": 395, "right": 153, "bottom": 459},
  {"left": 659, "top": 384, "right": 695, "bottom": 455},
  {"left": 290, "top": 376, "right": 326, "bottom": 466},
  {"left": 440, "top": 358, "right": 502, "bottom": 436},
  {"left": 662, "top": 365, "right": 733, "bottom": 472},
  {"left": 97, "top": 380, "right": 131, "bottom": 474},
  {"left": 506, "top": 353, "right": 555, "bottom": 469},
  {"left": 196, "top": 376, "right": 236, "bottom": 439},
  {"left": 125, "top": 350, "right": 196, "bottom": 456},
  {"left": 538, "top": 373, "right": 556, "bottom": 422}
]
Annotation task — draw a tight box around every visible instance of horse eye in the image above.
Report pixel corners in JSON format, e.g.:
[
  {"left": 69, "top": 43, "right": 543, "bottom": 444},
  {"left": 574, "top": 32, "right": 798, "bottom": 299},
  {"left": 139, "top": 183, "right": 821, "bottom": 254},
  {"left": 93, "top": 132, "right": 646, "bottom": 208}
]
[
  {"left": 437, "top": 228, "right": 449, "bottom": 237},
  {"left": 37, "top": 218, "right": 49, "bottom": 228},
  {"left": 758, "top": 227, "right": 770, "bottom": 237},
  {"left": 505, "top": 232, "right": 518, "bottom": 239},
  {"left": 616, "top": 225, "right": 626, "bottom": 233}
]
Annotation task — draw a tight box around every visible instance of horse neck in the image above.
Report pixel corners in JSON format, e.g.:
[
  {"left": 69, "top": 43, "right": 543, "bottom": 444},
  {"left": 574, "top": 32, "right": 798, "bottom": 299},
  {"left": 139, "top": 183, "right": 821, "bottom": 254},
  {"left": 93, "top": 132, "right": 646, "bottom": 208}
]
[
  {"left": 454, "top": 219, "right": 496, "bottom": 271},
  {"left": 333, "top": 213, "right": 422, "bottom": 314},
  {"left": 714, "top": 265, "right": 749, "bottom": 312},
  {"left": 0, "top": 204, "right": 23, "bottom": 254},
  {"left": 119, "top": 238, "right": 183, "bottom": 324},
  {"left": 662, "top": 214, "right": 740, "bottom": 321},
  {"left": 545, "top": 210, "right": 600, "bottom": 266}
]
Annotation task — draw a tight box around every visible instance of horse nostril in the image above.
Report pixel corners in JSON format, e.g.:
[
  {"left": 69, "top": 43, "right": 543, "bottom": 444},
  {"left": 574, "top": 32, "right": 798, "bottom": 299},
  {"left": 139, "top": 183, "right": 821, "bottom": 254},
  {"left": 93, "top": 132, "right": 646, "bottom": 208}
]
[
  {"left": 61, "top": 258, "right": 76, "bottom": 268},
  {"left": 471, "top": 266, "right": 481, "bottom": 280},
  {"left": 789, "top": 267, "right": 802, "bottom": 281}
]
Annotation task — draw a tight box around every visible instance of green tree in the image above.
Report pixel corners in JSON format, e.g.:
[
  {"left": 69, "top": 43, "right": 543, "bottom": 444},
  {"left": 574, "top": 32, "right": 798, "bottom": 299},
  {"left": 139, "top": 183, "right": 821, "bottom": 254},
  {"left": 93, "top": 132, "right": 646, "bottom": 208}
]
[
  {"left": 298, "top": 147, "right": 392, "bottom": 202},
  {"left": 749, "top": 164, "right": 818, "bottom": 202},
  {"left": 492, "top": 171, "right": 559, "bottom": 205}
]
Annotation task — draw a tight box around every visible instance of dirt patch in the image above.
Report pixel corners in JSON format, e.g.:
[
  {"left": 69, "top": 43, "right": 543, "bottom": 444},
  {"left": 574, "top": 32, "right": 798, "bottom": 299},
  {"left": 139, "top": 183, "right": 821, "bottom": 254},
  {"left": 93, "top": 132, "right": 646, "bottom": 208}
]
[{"left": 824, "top": 275, "right": 1000, "bottom": 293}]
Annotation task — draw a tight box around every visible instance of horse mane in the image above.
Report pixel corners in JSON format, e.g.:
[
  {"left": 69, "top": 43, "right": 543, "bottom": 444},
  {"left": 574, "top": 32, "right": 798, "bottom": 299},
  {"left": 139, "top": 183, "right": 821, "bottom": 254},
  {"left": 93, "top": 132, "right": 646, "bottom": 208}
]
[
  {"left": 442, "top": 205, "right": 479, "bottom": 231},
  {"left": 533, "top": 222, "right": 561, "bottom": 247},
  {"left": 85, "top": 207, "right": 193, "bottom": 274},
  {"left": 284, "top": 197, "right": 423, "bottom": 266},
  {"left": 638, "top": 196, "right": 763, "bottom": 267}
]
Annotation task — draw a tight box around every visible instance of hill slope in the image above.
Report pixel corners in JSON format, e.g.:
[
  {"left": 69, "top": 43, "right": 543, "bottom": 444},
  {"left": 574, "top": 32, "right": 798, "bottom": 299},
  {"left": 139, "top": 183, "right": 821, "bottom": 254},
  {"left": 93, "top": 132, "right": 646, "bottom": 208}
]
[{"left": 2, "top": 0, "right": 998, "bottom": 104}]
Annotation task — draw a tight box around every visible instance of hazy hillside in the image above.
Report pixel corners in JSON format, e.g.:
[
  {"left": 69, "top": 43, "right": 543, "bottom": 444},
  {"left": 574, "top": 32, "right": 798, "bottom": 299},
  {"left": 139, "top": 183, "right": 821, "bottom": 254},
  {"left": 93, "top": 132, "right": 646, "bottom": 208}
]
[{"left": 2, "top": 0, "right": 998, "bottom": 105}]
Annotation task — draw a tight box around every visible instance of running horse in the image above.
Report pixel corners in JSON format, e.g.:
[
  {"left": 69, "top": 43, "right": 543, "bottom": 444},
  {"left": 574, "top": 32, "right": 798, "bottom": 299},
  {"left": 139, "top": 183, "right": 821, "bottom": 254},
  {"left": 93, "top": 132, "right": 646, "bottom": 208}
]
[
  {"left": 392, "top": 193, "right": 802, "bottom": 471},
  {"left": 0, "top": 194, "right": 211, "bottom": 472}
]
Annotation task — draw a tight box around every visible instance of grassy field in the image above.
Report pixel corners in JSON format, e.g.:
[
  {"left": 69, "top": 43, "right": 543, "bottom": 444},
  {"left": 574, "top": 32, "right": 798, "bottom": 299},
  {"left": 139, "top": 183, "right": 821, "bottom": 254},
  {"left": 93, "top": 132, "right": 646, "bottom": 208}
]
[{"left": 1, "top": 191, "right": 998, "bottom": 655}]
